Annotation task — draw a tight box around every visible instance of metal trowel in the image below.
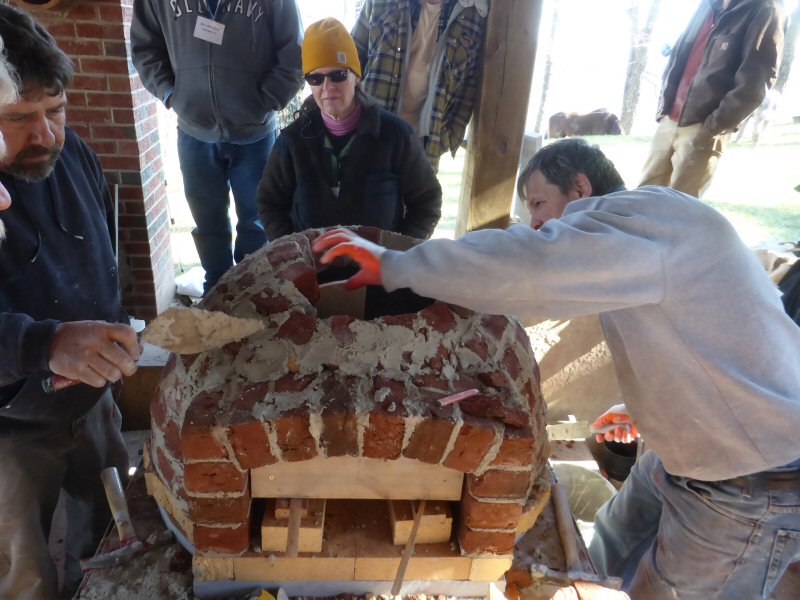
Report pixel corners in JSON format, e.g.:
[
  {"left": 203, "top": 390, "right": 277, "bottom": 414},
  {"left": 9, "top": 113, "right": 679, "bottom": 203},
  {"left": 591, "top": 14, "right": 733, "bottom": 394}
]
[{"left": 42, "top": 307, "right": 264, "bottom": 393}]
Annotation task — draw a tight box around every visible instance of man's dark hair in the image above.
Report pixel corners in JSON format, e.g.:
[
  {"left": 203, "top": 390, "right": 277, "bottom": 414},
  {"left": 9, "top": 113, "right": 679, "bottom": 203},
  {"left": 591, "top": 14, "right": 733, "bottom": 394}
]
[
  {"left": 0, "top": 3, "right": 73, "bottom": 96},
  {"left": 517, "top": 138, "right": 625, "bottom": 199}
]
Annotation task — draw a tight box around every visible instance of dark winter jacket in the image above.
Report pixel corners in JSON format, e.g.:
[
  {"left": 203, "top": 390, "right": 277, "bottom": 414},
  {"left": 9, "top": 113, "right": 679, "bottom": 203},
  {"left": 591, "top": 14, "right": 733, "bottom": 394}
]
[
  {"left": 131, "top": 0, "right": 304, "bottom": 143},
  {"left": 256, "top": 100, "right": 442, "bottom": 241},
  {"left": 0, "top": 128, "right": 128, "bottom": 425},
  {"left": 658, "top": 0, "right": 785, "bottom": 135}
]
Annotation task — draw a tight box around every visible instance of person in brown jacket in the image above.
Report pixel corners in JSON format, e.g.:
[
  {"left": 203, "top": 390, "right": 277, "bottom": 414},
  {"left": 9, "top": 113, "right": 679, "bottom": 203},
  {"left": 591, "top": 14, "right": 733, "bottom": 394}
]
[{"left": 639, "top": 0, "right": 785, "bottom": 198}]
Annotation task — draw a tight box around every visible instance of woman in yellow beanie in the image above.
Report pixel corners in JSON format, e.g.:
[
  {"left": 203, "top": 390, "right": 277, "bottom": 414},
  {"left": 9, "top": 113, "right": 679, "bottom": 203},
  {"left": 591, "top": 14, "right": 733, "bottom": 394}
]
[{"left": 256, "top": 18, "right": 441, "bottom": 244}]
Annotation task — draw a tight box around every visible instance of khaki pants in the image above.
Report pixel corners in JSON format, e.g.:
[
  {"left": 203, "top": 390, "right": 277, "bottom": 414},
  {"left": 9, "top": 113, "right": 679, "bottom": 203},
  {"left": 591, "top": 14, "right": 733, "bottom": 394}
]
[
  {"left": 639, "top": 118, "right": 729, "bottom": 198},
  {"left": 0, "top": 390, "right": 127, "bottom": 600}
]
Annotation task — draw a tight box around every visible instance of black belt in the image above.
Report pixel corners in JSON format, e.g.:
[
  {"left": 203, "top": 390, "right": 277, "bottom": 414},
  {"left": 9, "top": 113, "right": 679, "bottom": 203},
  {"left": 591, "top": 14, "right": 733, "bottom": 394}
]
[{"left": 719, "top": 469, "right": 800, "bottom": 492}]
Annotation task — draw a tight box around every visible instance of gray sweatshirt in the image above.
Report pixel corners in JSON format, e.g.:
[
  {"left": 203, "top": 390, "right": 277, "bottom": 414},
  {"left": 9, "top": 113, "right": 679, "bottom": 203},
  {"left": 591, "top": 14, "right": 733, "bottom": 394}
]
[
  {"left": 383, "top": 186, "right": 800, "bottom": 481},
  {"left": 131, "top": 0, "right": 303, "bottom": 143}
]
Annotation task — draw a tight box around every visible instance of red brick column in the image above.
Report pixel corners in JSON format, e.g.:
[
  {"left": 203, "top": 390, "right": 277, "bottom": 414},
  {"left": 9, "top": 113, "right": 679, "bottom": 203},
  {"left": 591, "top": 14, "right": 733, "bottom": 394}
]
[{"left": 14, "top": 0, "right": 174, "bottom": 319}]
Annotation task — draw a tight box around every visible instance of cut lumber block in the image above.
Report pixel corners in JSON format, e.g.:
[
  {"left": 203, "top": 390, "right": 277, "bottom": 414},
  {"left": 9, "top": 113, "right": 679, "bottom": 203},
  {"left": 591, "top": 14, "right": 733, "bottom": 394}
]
[
  {"left": 388, "top": 500, "right": 453, "bottom": 545},
  {"left": 275, "top": 498, "right": 309, "bottom": 520},
  {"left": 193, "top": 499, "right": 512, "bottom": 583},
  {"left": 261, "top": 499, "right": 326, "bottom": 553},
  {"left": 251, "top": 456, "right": 464, "bottom": 500}
]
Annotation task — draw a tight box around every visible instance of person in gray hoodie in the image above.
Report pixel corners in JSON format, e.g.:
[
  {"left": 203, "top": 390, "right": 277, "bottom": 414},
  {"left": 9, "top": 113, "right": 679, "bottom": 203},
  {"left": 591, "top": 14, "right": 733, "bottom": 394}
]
[
  {"left": 313, "top": 138, "right": 800, "bottom": 599},
  {"left": 131, "top": 0, "right": 304, "bottom": 294}
]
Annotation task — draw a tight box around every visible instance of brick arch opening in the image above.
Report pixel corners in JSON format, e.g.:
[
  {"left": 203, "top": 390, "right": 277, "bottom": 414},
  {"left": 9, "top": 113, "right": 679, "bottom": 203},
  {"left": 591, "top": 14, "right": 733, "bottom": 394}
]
[{"left": 149, "top": 227, "right": 549, "bottom": 557}]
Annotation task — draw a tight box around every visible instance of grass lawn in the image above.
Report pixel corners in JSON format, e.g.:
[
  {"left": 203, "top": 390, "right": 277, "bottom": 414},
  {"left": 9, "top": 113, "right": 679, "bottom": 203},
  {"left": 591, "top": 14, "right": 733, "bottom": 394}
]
[{"left": 167, "top": 120, "right": 800, "bottom": 276}]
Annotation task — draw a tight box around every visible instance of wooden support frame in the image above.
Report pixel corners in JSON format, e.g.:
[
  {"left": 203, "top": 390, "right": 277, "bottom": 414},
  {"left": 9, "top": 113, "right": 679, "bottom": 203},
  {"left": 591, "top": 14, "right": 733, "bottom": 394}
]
[{"left": 456, "top": 0, "right": 545, "bottom": 236}]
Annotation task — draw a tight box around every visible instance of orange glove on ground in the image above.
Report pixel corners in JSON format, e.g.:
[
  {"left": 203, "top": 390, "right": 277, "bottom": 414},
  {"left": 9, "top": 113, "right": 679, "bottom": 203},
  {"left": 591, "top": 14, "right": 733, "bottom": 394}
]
[
  {"left": 312, "top": 228, "right": 385, "bottom": 290},
  {"left": 591, "top": 403, "right": 639, "bottom": 444}
]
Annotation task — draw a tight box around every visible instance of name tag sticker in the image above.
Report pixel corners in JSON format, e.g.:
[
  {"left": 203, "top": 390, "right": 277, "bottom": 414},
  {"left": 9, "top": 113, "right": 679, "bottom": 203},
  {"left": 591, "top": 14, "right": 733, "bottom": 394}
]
[{"left": 194, "top": 16, "right": 225, "bottom": 45}]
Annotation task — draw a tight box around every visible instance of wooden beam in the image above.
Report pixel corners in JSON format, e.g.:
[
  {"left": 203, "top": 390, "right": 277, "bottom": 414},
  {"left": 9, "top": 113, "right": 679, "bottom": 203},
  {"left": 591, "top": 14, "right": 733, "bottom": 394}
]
[
  {"left": 456, "top": 0, "right": 545, "bottom": 236},
  {"left": 261, "top": 499, "right": 326, "bottom": 554},
  {"left": 388, "top": 500, "right": 453, "bottom": 545},
  {"left": 250, "top": 456, "right": 464, "bottom": 500}
]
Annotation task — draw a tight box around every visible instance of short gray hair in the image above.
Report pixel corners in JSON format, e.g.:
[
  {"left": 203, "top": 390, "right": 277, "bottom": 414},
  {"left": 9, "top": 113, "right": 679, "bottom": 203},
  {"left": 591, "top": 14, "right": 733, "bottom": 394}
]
[{"left": 0, "top": 36, "right": 18, "bottom": 105}]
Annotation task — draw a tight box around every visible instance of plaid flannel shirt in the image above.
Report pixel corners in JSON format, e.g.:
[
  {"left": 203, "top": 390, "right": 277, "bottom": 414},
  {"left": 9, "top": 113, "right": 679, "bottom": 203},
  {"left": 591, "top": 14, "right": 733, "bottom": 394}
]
[{"left": 352, "top": 0, "right": 487, "bottom": 170}]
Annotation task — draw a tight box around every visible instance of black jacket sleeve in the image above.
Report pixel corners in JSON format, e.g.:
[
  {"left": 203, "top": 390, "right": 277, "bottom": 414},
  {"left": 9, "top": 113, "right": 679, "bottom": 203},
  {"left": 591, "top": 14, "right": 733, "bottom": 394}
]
[
  {"left": 395, "top": 131, "right": 442, "bottom": 239},
  {"left": 257, "top": 133, "right": 298, "bottom": 241}
]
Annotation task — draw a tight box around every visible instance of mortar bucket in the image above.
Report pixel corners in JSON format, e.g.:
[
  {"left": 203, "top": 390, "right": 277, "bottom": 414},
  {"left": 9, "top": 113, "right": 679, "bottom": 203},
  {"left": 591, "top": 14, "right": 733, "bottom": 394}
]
[{"left": 552, "top": 463, "right": 617, "bottom": 522}]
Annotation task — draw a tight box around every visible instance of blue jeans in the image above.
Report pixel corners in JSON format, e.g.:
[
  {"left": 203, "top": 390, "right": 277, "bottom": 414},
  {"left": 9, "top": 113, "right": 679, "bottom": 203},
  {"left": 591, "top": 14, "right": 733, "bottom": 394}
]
[
  {"left": 177, "top": 129, "right": 276, "bottom": 293},
  {"left": 589, "top": 450, "right": 800, "bottom": 599}
]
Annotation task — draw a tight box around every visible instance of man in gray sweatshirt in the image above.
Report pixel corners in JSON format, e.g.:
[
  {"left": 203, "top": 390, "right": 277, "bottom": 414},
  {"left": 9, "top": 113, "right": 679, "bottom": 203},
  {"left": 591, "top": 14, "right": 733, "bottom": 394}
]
[
  {"left": 313, "top": 138, "right": 800, "bottom": 599},
  {"left": 131, "top": 0, "right": 304, "bottom": 294}
]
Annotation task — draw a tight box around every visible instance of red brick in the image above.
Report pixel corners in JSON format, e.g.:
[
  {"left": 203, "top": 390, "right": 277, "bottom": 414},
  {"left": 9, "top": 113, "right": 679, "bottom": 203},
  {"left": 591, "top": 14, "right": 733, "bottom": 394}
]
[
  {"left": 443, "top": 419, "right": 497, "bottom": 472},
  {"left": 277, "top": 262, "right": 320, "bottom": 306},
  {"left": 68, "top": 107, "right": 112, "bottom": 124},
  {"left": 181, "top": 391, "right": 228, "bottom": 461},
  {"left": 448, "top": 304, "right": 474, "bottom": 319},
  {"left": 250, "top": 291, "right": 291, "bottom": 317},
  {"left": 491, "top": 427, "right": 535, "bottom": 467},
  {"left": 320, "top": 407, "right": 358, "bottom": 458},
  {"left": 457, "top": 521, "right": 515, "bottom": 555},
  {"left": 379, "top": 313, "right": 416, "bottom": 328},
  {"left": 277, "top": 312, "right": 316, "bottom": 345},
  {"left": 329, "top": 314, "right": 356, "bottom": 345},
  {"left": 267, "top": 241, "right": 302, "bottom": 267},
  {"left": 73, "top": 74, "right": 109, "bottom": 92},
  {"left": 65, "top": 4, "right": 99, "bottom": 19},
  {"left": 194, "top": 520, "right": 251, "bottom": 554},
  {"left": 478, "top": 372, "right": 512, "bottom": 389},
  {"left": 403, "top": 419, "right": 454, "bottom": 464},
  {"left": 363, "top": 411, "right": 405, "bottom": 459},
  {"left": 87, "top": 92, "right": 134, "bottom": 109},
  {"left": 458, "top": 391, "right": 505, "bottom": 421},
  {"left": 184, "top": 462, "right": 246, "bottom": 494},
  {"left": 412, "top": 375, "right": 450, "bottom": 392},
  {"left": 503, "top": 347, "right": 523, "bottom": 380},
  {"left": 163, "top": 420, "right": 183, "bottom": 461},
  {"left": 154, "top": 446, "right": 177, "bottom": 487},
  {"left": 275, "top": 412, "right": 318, "bottom": 461},
  {"left": 468, "top": 470, "right": 531, "bottom": 499},
  {"left": 80, "top": 57, "right": 129, "bottom": 76},
  {"left": 228, "top": 421, "right": 276, "bottom": 469},
  {"left": 372, "top": 377, "right": 406, "bottom": 407},
  {"left": 420, "top": 302, "right": 457, "bottom": 334},
  {"left": 76, "top": 23, "right": 124, "bottom": 40},
  {"left": 59, "top": 39, "right": 103, "bottom": 56},
  {"left": 273, "top": 374, "right": 313, "bottom": 393},
  {"left": 188, "top": 490, "right": 251, "bottom": 525},
  {"left": 481, "top": 314, "right": 508, "bottom": 341},
  {"left": 461, "top": 493, "right": 523, "bottom": 530}
]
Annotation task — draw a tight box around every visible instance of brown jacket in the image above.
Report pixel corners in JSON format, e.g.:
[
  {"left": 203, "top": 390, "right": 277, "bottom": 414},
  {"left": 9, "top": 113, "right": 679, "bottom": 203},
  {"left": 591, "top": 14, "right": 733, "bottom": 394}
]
[{"left": 658, "top": 0, "right": 785, "bottom": 135}]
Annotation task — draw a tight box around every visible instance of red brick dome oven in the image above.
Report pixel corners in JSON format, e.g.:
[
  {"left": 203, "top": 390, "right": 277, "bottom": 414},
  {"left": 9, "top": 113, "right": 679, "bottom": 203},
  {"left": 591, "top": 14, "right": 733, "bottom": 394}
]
[{"left": 148, "top": 227, "right": 549, "bottom": 561}]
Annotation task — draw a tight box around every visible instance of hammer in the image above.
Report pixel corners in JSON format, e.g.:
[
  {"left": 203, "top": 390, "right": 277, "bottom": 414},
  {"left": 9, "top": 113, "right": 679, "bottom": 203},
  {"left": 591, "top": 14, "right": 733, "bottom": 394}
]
[
  {"left": 80, "top": 467, "right": 172, "bottom": 570},
  {"left": 529, "top": 483, "right": 622, "bottom": 590}
]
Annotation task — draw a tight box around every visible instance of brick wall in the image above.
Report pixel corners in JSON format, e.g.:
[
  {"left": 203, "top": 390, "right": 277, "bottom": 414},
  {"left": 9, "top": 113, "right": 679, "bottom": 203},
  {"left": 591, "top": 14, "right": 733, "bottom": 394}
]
[
  {"left": 14, "top": 0, "right": 174, "bottom": 319},
  {"left": 148, "top": 227, "right": 550, "bottom": 556}
]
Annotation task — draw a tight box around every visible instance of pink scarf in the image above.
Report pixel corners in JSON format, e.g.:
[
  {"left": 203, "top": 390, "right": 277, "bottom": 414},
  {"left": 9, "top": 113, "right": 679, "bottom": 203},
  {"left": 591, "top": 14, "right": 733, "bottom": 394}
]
[{"left": 321, "top": 102, "right": 363, "bottom": 137}]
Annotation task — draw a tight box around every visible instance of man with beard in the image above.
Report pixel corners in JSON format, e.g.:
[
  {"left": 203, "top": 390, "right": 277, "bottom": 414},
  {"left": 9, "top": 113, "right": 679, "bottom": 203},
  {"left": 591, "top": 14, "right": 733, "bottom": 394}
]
[{"left": 0, "top": 6, "right": 140, "bottom": 599}]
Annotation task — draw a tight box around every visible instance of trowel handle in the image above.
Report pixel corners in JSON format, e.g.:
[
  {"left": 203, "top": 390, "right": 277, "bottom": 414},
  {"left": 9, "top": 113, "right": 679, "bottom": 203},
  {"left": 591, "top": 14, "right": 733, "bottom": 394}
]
[
  {"left": 41, "top": 374, "right": 80, "bottom": 393},
  {"left": 100, "top": 467, "right": 137, "bottom": 542}
]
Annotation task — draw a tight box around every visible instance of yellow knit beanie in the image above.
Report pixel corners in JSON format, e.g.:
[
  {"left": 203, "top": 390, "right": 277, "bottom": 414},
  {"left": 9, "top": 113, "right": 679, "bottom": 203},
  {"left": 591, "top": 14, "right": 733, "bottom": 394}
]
[{"left": 302, "top": 18, "right": 362, "bottom": 78}]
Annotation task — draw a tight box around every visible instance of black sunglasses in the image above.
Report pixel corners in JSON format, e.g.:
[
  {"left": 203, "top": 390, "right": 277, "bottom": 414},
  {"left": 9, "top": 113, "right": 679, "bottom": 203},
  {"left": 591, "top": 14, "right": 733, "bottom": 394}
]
[{"left": 305, "top": 69, "right": 350, "bottom": 86}]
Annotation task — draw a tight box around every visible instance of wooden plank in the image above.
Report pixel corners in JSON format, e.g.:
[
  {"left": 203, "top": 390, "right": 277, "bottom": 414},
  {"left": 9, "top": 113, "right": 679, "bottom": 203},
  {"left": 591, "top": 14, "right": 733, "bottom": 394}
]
[
  {"left": 456, "top": 0, "right": 545, "bottom": 236},
  {"left": 143, "top": 468, "right": 194, "bottom": 543},
  {"left": 469, "top": 556, "right": 515, "bottom": 582},
  {"left": 261, "top": 499, "right": 326, "bottom": 553},
  {"left": 193, "top": 555, "right": 234, "bottom": 582},
  {"left": 275, "top": 498, "right": 309, "bottom": 519},
  {"left": 251, "top": 456, "right": 464, "bottom": 500},
  {"left": 388, "top": 500, "right": 453, "bottom": 545},
  {"left": 198, "top": 499, "right": 512, "bottom": 583},
  {"left": 234, "top": 556, "right": 356, "bottom": 582}
]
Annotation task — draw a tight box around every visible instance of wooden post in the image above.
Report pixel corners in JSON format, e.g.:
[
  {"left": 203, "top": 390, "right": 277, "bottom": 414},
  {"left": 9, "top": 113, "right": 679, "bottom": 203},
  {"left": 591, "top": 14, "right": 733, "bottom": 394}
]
[{"left": 456, "top": 0, "right": 545, "bottom": 236}]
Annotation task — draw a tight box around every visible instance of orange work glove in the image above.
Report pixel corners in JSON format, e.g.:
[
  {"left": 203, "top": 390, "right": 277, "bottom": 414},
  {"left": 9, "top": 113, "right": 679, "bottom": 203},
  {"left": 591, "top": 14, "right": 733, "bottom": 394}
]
[
  {"left": 591, "top": 403, "right": 639, "bottom": 444},
  {"left": 312, "top": 228, "right": 385, "bottom": 290}
]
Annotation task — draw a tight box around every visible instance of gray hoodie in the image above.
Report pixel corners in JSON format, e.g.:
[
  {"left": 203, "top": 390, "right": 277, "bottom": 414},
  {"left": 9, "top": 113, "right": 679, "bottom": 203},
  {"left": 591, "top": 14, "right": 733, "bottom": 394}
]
[
  {"left": 382, "top": 186, "right": 800, "bottom": 481},
  {"left": 131, "top": 0, "right": 303, "bottom": 143}
]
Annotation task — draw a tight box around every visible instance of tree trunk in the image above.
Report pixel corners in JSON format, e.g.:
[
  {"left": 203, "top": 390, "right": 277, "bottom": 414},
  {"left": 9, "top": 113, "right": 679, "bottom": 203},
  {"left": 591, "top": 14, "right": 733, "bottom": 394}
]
[
  {"left": 534, "top": 0, "right": 559, "bottom": 134},
  {"left": 619, "top": 0, "right": 662, "bottom": 134},
  {"left": 774, "top": 3, "right": 800, "bottom": 93}
]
